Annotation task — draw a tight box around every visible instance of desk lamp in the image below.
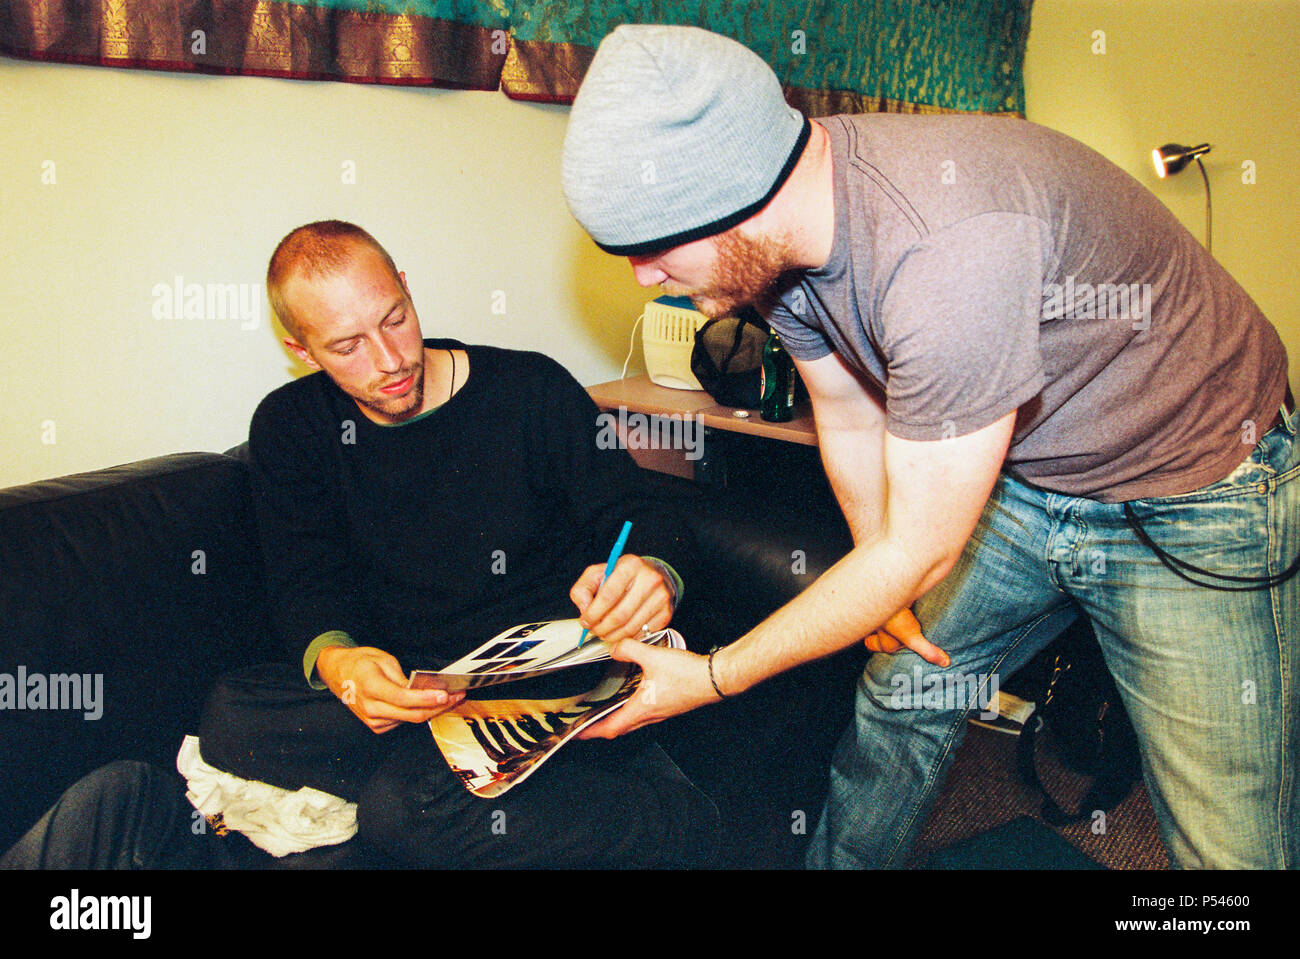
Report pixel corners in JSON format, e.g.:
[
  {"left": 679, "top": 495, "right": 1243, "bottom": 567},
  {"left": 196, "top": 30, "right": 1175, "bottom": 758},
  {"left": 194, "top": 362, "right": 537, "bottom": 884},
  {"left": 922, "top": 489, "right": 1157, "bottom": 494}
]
[{"left": 1152, "top": 142, "right": 1213, "bottom": 254}]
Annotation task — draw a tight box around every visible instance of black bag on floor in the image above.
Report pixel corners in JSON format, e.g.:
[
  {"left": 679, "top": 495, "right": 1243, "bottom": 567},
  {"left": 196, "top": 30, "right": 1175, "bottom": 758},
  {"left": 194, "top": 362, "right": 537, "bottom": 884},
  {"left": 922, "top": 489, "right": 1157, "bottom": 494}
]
[{"left": 1015, "top": 618, "right": 1142, "bottom": 826}]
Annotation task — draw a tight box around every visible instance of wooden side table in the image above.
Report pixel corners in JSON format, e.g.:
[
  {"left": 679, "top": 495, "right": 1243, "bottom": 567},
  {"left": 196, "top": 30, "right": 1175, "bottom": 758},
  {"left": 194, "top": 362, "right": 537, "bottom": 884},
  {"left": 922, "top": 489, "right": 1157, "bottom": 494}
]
[{"left": 587, "top": 375, "right": 817, "bottom": 482}]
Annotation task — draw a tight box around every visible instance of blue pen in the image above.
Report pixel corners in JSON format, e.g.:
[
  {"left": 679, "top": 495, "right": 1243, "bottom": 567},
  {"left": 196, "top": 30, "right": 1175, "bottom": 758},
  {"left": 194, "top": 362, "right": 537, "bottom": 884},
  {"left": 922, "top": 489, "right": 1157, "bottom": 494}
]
[{"left": 579, "top": 520, "right": 633, "bottom": 647}]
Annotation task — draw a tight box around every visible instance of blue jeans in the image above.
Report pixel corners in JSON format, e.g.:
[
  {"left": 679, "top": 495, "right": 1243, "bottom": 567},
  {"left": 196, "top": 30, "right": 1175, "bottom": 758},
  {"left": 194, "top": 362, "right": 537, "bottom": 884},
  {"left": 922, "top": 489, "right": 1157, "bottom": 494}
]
[{"left": 808, "top": 400, "right": 1299, "bottom": 869}]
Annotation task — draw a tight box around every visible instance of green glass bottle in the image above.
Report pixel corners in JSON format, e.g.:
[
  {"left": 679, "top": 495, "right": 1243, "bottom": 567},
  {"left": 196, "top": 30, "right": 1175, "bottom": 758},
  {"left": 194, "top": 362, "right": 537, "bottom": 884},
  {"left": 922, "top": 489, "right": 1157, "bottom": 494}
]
[{"left": 760, "top": 330, "right": 795, "bottom": 422}]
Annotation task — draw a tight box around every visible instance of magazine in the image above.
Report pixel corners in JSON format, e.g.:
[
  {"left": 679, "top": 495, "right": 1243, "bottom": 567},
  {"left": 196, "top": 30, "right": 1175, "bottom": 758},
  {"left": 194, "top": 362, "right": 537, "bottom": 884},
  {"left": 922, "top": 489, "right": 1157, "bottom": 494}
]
[{"left": 408, "top": 619, "right": 682, "bottom": 798}]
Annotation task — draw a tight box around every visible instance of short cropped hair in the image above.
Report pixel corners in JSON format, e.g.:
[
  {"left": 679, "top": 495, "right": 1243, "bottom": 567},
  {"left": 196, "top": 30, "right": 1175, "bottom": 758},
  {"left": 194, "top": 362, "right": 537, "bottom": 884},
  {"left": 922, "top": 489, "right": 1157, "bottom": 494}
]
[{"left": 266, "top": 220, "right": 401, "bottom": 340}]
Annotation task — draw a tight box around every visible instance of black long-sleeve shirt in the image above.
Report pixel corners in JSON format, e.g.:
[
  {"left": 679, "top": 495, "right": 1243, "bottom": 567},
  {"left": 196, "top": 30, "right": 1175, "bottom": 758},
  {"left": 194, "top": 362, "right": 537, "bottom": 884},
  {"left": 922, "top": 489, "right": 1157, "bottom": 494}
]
[{"left": 248, "top": 339, "right": 698, "bottom": 675}]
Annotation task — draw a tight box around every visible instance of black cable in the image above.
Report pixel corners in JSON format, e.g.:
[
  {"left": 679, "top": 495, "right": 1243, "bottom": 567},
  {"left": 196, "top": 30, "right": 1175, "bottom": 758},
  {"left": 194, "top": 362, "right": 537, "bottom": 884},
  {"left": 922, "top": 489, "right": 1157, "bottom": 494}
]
[{"left": 1122, "top": 502, "right": 1300, "bottom": 591}]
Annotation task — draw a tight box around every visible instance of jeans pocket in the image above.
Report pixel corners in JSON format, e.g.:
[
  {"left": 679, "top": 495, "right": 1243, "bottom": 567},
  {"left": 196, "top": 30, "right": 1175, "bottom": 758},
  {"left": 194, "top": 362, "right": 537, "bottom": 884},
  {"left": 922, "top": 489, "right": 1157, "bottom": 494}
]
[{"left": 1147, "top": 455, "right": 1265, "bottom": 504}]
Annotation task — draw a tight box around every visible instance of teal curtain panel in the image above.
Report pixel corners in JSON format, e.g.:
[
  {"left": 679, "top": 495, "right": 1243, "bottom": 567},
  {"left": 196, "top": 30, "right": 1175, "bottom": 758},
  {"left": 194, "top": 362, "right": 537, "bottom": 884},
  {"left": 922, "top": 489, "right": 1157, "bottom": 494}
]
[{"left": 1, "top": 0, "right": 1031, "bottom": 115}]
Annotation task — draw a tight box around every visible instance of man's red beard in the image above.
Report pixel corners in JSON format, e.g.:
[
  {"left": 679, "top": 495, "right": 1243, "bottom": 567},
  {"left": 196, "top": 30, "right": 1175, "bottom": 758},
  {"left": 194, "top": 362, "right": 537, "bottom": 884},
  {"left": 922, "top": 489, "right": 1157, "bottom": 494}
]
[
  {"left": 677, "top": 228, "right": 795, "bottom": 319},
  {"left": 358, "top": 360, "right": 425, "bottom": 420}
]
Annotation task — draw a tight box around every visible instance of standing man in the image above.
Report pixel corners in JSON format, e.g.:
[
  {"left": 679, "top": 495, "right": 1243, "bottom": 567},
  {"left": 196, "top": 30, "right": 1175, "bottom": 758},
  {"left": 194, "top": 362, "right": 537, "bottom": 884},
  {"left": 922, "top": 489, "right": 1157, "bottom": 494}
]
[
  {"left": 199, "top": 220, "right": 719, "bottom": 868},
  {"left": 561, "top": 25, "right": 1297, "bottom": 869}
]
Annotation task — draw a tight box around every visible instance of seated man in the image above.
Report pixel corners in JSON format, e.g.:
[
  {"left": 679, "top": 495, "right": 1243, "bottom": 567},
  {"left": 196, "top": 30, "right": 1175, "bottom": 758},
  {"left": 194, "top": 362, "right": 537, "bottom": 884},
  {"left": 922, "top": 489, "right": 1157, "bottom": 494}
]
[{"left": 200, "top": 220, "right": 719, "bottom": 868}]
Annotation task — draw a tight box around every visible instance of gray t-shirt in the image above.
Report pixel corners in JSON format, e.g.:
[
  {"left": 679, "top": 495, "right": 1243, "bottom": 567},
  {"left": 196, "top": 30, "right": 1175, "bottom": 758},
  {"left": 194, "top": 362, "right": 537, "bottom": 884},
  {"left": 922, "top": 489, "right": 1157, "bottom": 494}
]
[{"left": 764, "top": 113, "right": 1289, "bottom": 502}]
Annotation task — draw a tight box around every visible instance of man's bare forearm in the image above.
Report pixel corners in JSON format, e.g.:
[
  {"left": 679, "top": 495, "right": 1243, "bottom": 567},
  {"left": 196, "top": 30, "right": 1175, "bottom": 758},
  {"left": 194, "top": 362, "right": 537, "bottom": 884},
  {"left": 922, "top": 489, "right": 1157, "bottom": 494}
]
[
  {"left": 713, "top": 411, "right": 1016, "bottom": 696},
  {"left": 712, "top": 529, "right": 947, "bottom": 695}
]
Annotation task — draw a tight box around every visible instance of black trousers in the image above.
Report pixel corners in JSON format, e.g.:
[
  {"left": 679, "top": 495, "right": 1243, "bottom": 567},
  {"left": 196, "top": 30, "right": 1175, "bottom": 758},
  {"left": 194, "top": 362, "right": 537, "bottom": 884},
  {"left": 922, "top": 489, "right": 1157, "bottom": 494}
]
[
  {"left": 198, "top": 664, "right": 721, "bottom": 869},
  {"left": 0, "top": 761, "right": 255, "bottom": 870}
]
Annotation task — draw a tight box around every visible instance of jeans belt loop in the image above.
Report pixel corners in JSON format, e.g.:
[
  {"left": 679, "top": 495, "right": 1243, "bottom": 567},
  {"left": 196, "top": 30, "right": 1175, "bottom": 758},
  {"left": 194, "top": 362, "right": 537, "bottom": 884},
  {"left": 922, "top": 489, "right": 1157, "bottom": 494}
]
[{"left": 1263, "top": 385, "right": 1295, "bottom": 437}]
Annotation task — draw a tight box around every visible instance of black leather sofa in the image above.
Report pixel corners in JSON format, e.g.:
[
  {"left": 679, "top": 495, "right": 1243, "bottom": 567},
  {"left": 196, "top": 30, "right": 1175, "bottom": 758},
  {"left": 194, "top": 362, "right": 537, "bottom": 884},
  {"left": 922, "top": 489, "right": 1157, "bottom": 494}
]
[{"left": 0, "top": 439, "right": 862, "bottom": 868}]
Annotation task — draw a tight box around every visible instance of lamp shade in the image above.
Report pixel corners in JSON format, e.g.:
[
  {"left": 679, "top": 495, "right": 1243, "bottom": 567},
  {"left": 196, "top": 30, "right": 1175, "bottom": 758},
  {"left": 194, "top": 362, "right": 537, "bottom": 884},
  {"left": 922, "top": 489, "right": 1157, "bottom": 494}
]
[{"left": 1152, "top": 142, "right": 1212, "bottom": 179}]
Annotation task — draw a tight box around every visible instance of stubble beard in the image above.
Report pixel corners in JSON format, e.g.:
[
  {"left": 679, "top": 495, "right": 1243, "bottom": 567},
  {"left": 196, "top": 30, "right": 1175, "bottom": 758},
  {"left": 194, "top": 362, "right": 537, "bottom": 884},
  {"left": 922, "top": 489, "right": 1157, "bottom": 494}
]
[
  {"left": 684, "top": 229, "right": 795, "bottom": 320},
  {"left": 357, "top": 357, "right": 426, "bottom": 422}
]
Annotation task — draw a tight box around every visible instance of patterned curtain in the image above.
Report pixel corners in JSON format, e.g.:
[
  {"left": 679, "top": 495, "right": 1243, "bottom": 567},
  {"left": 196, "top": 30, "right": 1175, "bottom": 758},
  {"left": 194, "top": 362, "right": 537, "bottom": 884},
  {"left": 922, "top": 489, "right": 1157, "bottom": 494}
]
[{"left": 0, "top": 0, "right": 1033, "bottom": 116}]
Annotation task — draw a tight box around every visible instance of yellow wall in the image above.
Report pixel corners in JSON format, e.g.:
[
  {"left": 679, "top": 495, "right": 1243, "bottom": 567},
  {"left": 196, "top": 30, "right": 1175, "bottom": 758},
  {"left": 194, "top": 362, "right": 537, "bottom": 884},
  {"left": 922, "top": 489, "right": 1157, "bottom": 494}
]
[
  {"left": 1025, "top": 0, "right": 1298, "bottom": 394},
  {"left": 1, "top": 0, "right": 1296, "bottom": 487}
]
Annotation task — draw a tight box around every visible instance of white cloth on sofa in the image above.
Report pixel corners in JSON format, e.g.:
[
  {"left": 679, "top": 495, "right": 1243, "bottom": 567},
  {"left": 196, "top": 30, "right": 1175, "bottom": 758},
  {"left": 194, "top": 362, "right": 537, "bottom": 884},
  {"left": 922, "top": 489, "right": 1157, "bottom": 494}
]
[{"left": 176, "top": 735, "right": 357, "bottom": 857}]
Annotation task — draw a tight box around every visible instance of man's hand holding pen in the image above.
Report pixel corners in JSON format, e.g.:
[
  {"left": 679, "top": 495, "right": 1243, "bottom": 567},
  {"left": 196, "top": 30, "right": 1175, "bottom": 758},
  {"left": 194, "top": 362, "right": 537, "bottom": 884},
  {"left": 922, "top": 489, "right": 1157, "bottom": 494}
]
[{"left": 570, "top": 554, "right": 674, "bottom": 645}]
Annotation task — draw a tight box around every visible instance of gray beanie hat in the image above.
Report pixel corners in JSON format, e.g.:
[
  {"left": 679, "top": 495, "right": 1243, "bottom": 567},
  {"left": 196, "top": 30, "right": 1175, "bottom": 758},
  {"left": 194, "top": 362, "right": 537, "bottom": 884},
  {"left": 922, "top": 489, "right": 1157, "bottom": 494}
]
[{"left": 561, "top": 25, "right": 809, "bottom": 256}]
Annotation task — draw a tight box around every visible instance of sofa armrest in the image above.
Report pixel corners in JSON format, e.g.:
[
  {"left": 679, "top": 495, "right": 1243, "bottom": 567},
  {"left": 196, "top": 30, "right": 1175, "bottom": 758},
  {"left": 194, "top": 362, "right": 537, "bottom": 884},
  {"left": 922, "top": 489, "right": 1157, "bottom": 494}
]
[{"left": 0, "top": 453, "right": 274, "bottom": 850}]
